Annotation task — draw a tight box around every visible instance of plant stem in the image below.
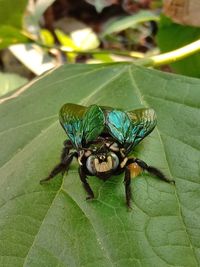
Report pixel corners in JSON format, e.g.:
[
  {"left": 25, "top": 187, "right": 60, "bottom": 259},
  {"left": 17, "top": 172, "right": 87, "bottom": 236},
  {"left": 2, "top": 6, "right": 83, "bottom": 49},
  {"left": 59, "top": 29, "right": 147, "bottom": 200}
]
[
  {"left": 136, "top": 39, "right": 200, "bottom": 67},
  {"left": 60, "top": 46, "right": 144, "bottom": 58},
  {"left": 37, "top": 38, "right": 200, "bottom": 66},
  {"left": 36, "top": 41, "right": 144, "bottom": 59}
]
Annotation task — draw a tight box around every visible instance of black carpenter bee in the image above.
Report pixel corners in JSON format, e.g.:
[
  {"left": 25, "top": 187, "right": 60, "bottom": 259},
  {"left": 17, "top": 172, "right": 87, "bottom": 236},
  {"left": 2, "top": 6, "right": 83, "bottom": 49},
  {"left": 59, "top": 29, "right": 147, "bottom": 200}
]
[{"left": 40, "top": 103, "right": 174, "bottom": 207}]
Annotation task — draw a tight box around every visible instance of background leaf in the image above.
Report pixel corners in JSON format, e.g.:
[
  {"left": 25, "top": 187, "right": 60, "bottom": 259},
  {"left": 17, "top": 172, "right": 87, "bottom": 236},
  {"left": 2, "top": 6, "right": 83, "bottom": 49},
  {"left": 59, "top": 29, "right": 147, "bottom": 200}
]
[
  {"left": 0, "top": 63, "right": 200, "bottom": 267},
  {"left": 0, "top": 0, "right": 28, "bottom": 49},
  {"left": 0, "top": 0, "right": 27, "bottom": 27},
  {"left": 102, "top": 11, "right": 159, "bottom": 36},
  {"left": 157, "top": 15, "right": 200, "bottom": 78}
]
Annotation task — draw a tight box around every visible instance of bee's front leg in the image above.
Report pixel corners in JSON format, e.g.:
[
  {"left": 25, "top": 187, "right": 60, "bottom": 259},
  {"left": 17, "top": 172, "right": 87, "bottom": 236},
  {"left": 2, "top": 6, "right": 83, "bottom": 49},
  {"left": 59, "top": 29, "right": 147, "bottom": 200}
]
[
  {"left": 79, "top": 166, "right": 94, "bottom": 200},
  {"left": 124, "top": 167, "right": 132, "bottom": 208},
  {"left": 61, "top": 140, "right": 73, "bottom": 161},
  {"left": 40, "top": 149, "right": 76, "bottom": 184}
]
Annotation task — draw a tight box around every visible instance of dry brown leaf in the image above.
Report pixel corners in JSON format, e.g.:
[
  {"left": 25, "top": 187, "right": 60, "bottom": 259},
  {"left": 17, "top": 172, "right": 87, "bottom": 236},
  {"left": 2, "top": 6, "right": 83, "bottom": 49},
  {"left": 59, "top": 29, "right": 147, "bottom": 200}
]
[{"left": 163, "top": 0, "right": 200, "bottom": 27}]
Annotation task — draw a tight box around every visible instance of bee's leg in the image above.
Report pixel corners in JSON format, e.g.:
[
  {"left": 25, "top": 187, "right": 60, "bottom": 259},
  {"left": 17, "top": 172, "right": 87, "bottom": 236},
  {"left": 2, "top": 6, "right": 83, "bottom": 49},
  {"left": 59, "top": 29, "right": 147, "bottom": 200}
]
[
  {"left": 40, "top": 140, "right": 74, "bottom": 184},
  {"left": 79, "top": 167, "right": 94, "bottom": 200},
  {"left": 124, "top": 166, "right": 132, "bottom": 208},
  {"left": 40, "top": 151, "right": 76, "bottom": 184},
  {"left": 134, "top": 158, "right": 175, "bottom": 184},
  {"left": 60, "top": 141, "right": 75, "bottom": 175},
  {"left": 61, "top": 140, "right": 73, "bottom": 161}
]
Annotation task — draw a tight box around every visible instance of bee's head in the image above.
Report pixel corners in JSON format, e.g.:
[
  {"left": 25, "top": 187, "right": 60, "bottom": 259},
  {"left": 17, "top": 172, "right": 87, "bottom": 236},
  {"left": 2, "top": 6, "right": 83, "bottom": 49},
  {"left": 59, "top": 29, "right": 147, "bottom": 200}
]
[
  {"left": 78, "top": 141, "right": 121, "bottom": 177},
  {"left": 86, "top": 151, "right": 119, "bottom": 175}
]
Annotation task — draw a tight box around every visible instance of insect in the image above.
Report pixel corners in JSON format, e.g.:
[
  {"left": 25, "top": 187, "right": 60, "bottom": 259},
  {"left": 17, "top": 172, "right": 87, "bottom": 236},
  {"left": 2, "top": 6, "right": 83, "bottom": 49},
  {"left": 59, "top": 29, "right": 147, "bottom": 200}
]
[{"left": 40, "top": 103, "right": 174, "bottom": 207}]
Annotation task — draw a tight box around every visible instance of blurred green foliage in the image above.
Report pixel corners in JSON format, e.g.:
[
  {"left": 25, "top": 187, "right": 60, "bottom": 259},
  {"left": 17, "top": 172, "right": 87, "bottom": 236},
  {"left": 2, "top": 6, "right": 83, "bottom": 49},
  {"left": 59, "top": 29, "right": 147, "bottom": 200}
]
[{"left": 157, "top": 15, "right": 200, "bottom": 78}]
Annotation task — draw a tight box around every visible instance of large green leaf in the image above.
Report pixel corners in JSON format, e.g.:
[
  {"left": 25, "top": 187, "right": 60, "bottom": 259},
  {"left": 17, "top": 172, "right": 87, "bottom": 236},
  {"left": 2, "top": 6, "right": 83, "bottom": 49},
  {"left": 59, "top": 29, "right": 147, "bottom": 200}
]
[{"left": 0, "top": 63, "right": 200, "bottom": 267}]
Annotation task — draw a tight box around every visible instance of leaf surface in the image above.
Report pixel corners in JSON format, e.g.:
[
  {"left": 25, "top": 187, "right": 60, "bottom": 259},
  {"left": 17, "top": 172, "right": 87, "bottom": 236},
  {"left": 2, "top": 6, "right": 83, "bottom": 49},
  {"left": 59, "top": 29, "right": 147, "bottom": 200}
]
[{"left": 0, "top": 63, "right": 200, "bottom": 267}]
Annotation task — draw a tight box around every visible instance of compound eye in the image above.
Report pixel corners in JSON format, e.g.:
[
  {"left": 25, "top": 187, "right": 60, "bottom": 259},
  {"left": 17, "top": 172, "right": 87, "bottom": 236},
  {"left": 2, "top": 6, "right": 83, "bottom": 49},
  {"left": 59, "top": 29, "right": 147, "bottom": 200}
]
[
  {"left": 86, "top": 156, "right": 96, "bottom": 175},
  {"left": 109, "top": 142, "right": 119, "bottom": 151},
  {"left": 110, "top": 152, "right": 119, "bottom": 170}
]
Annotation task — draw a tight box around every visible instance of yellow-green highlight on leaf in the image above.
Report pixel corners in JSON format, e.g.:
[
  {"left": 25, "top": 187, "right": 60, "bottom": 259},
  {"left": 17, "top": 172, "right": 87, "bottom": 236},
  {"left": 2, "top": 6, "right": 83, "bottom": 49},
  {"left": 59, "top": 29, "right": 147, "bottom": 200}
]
[
  {"left": 55, "top": 29, "right": 78, "bottom": 62},
  {"left": 55, "top": 29, "right": 77, "bottom": 51},
  {"left": 40, "top": 29, "right": 55, "bottom": 46}
]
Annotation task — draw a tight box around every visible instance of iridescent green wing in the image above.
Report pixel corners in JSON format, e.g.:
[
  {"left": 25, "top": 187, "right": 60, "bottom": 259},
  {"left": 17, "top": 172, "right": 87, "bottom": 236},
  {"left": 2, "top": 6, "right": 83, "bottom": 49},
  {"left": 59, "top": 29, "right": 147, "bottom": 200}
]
[
  {"left": 83, "top": 105, "right": 105, "bottom": 142},
  {"left": 127, "top": 108, "right": 157, "bottom": 146},
  {"left": 59, "top": 103, "right": 105, "bottom": 148},
  {"left": 59, "top": 103, "right": 86, "bottom": 148},
  {"left": 106, "top": 108, "right": 156, "bottom": 149}
]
